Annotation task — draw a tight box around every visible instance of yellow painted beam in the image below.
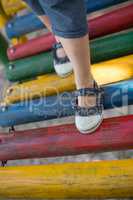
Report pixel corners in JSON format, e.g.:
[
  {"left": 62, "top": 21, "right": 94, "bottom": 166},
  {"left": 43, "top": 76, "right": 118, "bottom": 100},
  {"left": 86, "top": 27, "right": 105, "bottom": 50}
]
[
  {"left": 0, "top": 0, "right": 27, "bottom": 16},
  {"left": 0, "top": 4, "right": 9, "bottom": 28},
  {"left": 0, "top": 159, "right": 133, "bottom": 199},
  {"left": 5, "top": 54, "right": 133, "bottom": 104},
  {"left": 11, "top": 36, "right": 28, "bottom": 45},
  {"left": 0, "top": 15, "right": 7, "bottom": 29}
]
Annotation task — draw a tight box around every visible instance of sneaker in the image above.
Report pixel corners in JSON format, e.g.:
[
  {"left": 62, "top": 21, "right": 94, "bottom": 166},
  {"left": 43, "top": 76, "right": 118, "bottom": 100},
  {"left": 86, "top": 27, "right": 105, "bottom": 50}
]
[
  {"left": 74, "top": 81, "right": 104, "bottom": 134},
  {"left": 53, "top": 42, "right": 73, "bottom": 77}
]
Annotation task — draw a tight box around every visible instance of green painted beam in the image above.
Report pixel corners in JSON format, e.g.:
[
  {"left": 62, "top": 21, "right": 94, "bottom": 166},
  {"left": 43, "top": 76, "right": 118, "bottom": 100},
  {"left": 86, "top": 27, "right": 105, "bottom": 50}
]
[
  {"left": 0, "top": 33, "right": 8, "bottom": 65},
  {"left": 5, "top": 29, "right": 133, "bottom": 82}
]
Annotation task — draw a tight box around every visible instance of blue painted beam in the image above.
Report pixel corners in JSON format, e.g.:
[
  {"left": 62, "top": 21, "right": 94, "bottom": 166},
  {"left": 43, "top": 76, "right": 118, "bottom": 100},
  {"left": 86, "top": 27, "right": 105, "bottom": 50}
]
[
  {"left": 6, "top": 0, "right": 128, "bottom": 38},
  {"left": 0, "top": 80, "right": 132, "bottom": 127},
  {"left": 6, "top": 13, "right": 44, "bottom": 38},
  {"left": 85, "top": 0, "right": 128, "bottom": 13}
]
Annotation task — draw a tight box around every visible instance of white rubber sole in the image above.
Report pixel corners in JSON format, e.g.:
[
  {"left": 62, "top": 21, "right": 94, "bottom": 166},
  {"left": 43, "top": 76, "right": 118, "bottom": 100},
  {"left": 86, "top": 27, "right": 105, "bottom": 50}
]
[
  {"left": 54, "top": 61, "right": 73, "bottom": 78},
  {"left": 76, "top": 113, "right": 104, "bottom": 135},
  {"left": 59, "top": 70, "right": 73, "bottom": 78}
]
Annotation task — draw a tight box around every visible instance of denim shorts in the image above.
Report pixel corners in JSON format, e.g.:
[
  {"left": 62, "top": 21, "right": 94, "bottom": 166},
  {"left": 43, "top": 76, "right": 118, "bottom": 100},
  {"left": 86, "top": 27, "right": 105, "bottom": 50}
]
[{"left": 23, "top": 0, "right": 88, "bottom": 38}]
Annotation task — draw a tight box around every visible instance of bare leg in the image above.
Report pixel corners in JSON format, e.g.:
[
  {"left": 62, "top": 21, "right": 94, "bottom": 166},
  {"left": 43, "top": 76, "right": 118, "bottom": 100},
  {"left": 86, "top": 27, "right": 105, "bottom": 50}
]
[
  {"left": 38, "top": 16, "right": 95, "bottom": 107},
  {"left": 39, "top": 15, "right": 66, "bottom": 58},
  {"left": 38, "top": 15, "right": 52, "bottom": 32},
  {"left": 24, "top": 0, "right": 102, "bottom": 133},
  {"left": 58, "top": 34, "right": 95, "bottom": 107}
]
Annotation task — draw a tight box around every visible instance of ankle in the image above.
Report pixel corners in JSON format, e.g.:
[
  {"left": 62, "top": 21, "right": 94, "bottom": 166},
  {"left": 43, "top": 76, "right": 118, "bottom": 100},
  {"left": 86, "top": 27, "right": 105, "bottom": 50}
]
[
  {"left": 57, "top": 47, "right": 66, "bottom": 58},
  {"left": 77, "top": 79, "right": 94, "bottom": 90}
]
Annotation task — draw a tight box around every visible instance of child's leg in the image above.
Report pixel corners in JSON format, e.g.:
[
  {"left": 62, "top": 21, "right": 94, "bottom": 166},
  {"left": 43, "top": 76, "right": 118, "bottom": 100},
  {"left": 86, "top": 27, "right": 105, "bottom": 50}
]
[
  {"left": 23, "top": 0, "right": 72, "bottom": 76},
  {"left": 39, "top": 0, "right": 94, "bottom": 103},
  {"left": 39, "top": 0, "right": 103, "bottom": 134},
  {"left": 59, "top": 35, "right": 95, "bottom": 107},
  {"left": 39, "top": 16, "right": 66, "bottom": 58},
  {"left": 40, "top": 14, "right": 93, "bottom": 100},
  {"left": 39, "top": 16, "right": 52, "bottom": 32}
]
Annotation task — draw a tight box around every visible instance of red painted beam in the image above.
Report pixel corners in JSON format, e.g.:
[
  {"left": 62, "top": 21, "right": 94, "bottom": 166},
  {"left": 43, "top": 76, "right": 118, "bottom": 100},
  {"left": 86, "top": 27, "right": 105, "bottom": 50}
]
[
  {"left": 0, "top": 115, "right": 133, "bottom": 161},
  {"left": 7, "top": 32, "right": 56, "bottom": 61},
  {"left": 89, "top": 3, "right": 133, "bottom": 39},
  {"left": 7, "top": 3, "right": 133, "bottom": 60}
]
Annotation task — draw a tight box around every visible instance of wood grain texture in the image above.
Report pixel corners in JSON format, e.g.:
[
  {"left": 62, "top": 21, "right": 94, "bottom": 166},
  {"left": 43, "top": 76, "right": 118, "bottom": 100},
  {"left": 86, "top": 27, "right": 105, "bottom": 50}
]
[
  {"left": 0, "top": 115, "right": 133, "bottom": 161},
  {"left": 0, "top": 159, "right": 133, "bottom": 199},
  {"left": 4, "top": 54, "right": 133, "bottom": 104}
]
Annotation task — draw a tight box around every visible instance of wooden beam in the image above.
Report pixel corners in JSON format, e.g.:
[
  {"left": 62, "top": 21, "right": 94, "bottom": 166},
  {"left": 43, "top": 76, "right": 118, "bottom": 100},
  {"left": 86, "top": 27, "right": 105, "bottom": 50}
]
[
  {"left": 0, "top": 0, "right": 27, "bottom": 16},
  {"left": 7, "top": 3, "right": 133, "bottom": 61},
  {"left": 6, "top": 30, "right": 133, "bottom": 82},
  {"left": 0, "top": 4, "right": 8, "bottom": 28},
  {"left": 0, "top": 80, "right": 132, "bottom": 127},
  {"left": 0, "top": 115, "right": 133, "bottom": 161},
  {"left": 5, "top": 54, "right": 133, "bottom": 104},
  {"left": 0, "top": 33, "right": 8, "bottom": 65},
  {"left": 0, "top": 159, "right": 133, "bottom": 199},
  {"left": 5, "top": 0, "right": 131, "bottom": 38}
]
